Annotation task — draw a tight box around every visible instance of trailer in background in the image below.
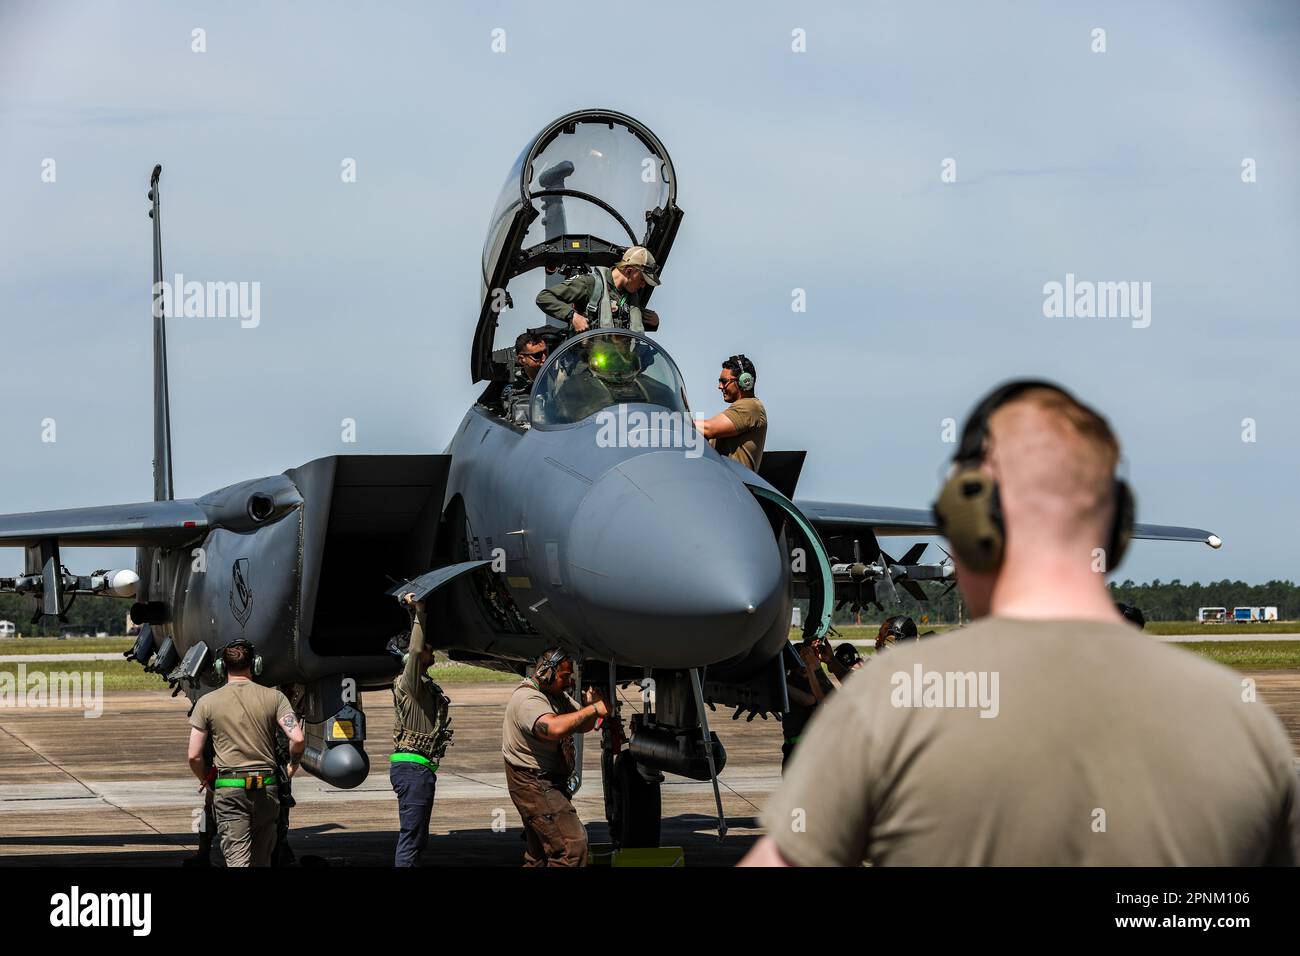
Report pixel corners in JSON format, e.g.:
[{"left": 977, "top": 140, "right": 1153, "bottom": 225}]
[
  {"left": 1198, "top": 607, "right": 1227, "bottom": 623},
  {"left": 1232, "top": 606, "right": 1279, "bottom": 623}
]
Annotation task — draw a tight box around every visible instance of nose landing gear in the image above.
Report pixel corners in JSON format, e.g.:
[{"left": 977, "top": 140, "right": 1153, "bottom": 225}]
[{"left": 599, "top": 664, "right": 662, "bottom": 849}]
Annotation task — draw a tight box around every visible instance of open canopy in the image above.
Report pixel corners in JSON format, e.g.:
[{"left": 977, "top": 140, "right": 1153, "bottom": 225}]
[{"left": 472, "top": 109, "right": 684, "bottom": 382}]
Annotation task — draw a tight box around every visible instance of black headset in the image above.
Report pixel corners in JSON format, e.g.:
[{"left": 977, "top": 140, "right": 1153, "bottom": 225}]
[
  {"left": 724, "top": 354, "right": 755, "bottom": 392},
  {"left": 386, "top": 632, "right": 412, "bottom": 668},
  {"left": 932, "top": 380, "right": 1134, "bottom": 574},
  {"left": 882, "top": 616, "right": 918, "bottom": 643},
  {"left": 213, "top": 638, "right": 263, "bottom": 680},
  {"left": 534, "top": 647, "right": 569, "bottom": 684}
]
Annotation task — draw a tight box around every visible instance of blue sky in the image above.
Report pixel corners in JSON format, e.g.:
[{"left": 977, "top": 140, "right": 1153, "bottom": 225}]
[{"left": 0, "top": 0, "right": 1296, "bottom": 585}]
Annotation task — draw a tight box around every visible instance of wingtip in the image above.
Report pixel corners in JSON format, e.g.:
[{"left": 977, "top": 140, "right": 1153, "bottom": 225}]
[{"left": 1206, "top": 534, "right": 1222, "bottom": 549}]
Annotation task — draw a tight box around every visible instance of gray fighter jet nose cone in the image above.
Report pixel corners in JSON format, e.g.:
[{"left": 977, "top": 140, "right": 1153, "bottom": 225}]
[{"left": 566, "top": 451, "right": 785, "bottom": 667}]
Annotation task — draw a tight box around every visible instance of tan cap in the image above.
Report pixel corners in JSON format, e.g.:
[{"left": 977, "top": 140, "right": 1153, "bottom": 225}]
[{"left": 615, "top": 246, "right": 661, "bottom": 286}]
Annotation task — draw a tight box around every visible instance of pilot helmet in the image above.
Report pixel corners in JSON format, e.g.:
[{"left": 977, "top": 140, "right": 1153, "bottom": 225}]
[{"left": 588, "top": 335, "right": 640, "bottom": 385}]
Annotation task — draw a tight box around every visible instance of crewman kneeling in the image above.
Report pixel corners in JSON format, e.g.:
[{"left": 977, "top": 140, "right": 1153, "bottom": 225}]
[
  {"left": 389, "top": 592, "right": 454, "bottom": 867},
  {"left": 695, "top": 354, "right": 767, "bottom": 471},
  {"left": 186, "top": 640, "right": 304, "bottom": 867},
  {"left": 502, "top": 648, "right": 608, "bottom": 866}
]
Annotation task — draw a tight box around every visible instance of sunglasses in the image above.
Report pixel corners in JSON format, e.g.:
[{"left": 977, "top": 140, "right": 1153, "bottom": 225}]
[
  {"left": 521, "top": 349, "right": 548, "bottom": 362},
  {"left": 718, "top": 376, "right": 737, "bottom": 385}
]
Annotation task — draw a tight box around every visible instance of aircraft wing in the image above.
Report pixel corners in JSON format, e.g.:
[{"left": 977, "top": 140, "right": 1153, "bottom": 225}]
[
  {"left": 0, "top": 500, "right": 209, "bottom": 549},
  {"left": 795, "top": 499, "right": 1222, "bottom": 549}
]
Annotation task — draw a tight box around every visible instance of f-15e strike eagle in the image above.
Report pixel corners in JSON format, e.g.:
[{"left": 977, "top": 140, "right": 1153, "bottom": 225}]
[{"left": 0, "top": 110, "right": 1220, "bottom": 845}]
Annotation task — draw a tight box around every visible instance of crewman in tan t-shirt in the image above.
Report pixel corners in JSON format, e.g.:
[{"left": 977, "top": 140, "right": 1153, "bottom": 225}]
[
  {"left": 695, "top": 354, "right": 767, "bottom": 471},
  {"left": 742, "top": 381, "right": 1298, "bottom": 867},
  {"left": 187, "top": 639, "right": 305, "bottom": 867},
  {"left": 501, "top": 648, "right": 608, "bottom": 866}
]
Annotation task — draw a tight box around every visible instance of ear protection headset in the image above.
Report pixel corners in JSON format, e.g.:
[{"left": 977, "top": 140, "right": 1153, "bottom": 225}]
[
  {"left": 932, "top": 380, "right": 1134, "bottom": 575},
  {"left": 725, "top": 355, "right": 755, "bottom": 392},
  {"left": 213, "top": 638, "right": 263, "bottom": 680},
  {"left": 534, "top": 647, "right": 569, "bottom": 684},
  {"left": 884, "top": 616, "right": 918, "bottom": 643},
  {"left": 386, "top": 633, "right": 412, "bottom": 668}
]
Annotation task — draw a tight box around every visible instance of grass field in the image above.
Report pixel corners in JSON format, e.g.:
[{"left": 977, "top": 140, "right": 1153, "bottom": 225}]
[
  {"left": 0, "top": 654, "right": 518, "bottom": 693},
  {"left": 4, "top": 627, "right": 1299, "bottom": 693},
  {"left": 0, "top": 637, "right": 135, "bottom": 656}
]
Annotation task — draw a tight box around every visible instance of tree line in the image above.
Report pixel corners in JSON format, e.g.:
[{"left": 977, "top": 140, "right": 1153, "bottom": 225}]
[
  {"left": 2, "top": 579, "right": 1296, "bottom": 637},
  {"left": 826, "top": 579, "right": 1299, "bottom": 626}
]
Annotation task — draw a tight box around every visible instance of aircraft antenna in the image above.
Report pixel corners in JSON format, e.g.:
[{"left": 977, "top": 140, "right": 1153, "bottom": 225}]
[{"left": 148, "top": 165, "right": 174, "bottom": 501}]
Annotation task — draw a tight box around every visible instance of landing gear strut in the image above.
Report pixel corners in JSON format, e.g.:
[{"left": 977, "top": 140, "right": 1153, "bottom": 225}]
[{"left": 600, "top": 663, "right": 662, "bottom": 848}]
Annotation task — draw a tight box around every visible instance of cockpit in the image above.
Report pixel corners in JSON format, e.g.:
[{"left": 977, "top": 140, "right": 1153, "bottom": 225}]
[
  {"left": 530, "top": 331, "right": 691, "bottom": 429},
  {"left": 472, "top": 110, "right": 683, "bottom": 391}
]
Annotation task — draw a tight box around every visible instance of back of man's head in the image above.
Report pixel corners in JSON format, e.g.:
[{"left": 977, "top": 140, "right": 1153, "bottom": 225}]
[
  {"left": 223, "top": 642, "right": 253, "bottom": 673},
  {"left": 986, "top": 388, "right": 1119, "bottom": 561}
]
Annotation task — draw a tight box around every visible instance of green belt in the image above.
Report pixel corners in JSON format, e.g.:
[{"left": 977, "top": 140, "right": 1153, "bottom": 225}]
[
  {"left": 784, "top": 735, "right": 802, "bottom": 745},
  {"left": 390, "top": 752, "right": 438, "bottom": 771},
  {"left": 215, "top": 773, "right": 277, "bottom": 789}
]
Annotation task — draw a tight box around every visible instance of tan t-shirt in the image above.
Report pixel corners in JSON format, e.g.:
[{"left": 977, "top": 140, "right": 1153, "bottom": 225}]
[
  {"left": 189, "top": 680, "right": 294, "bottom": 773},
  {"left": 501, "top": 680, "right": 578, "bottom": 776},
  {"left": 762, "top": 618, "right": 1299, "bottom": 866},
  {"left": 711, "top": 396, "right": 767, "bottom": 472}
]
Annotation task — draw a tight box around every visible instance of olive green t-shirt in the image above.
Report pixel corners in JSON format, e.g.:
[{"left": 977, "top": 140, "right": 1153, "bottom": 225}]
[
  {"left": 711, "top": 396, "right": 767, "bottom": 471},
  {"left": 762, "top": 618, "right": 1299, "bottom": 866},
  {"left": 189, "top": 680, "right": 294, "bottom": 773},
  {"left": 501, "top": 680, "right": 578, "bottom": 776},
  {"left": 393, "top": 613, "right": 444, "bottom": 739}
]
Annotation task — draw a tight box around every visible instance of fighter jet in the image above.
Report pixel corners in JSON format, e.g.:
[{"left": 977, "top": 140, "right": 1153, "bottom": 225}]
[{"left": 0, "top": 109, "right": 1222, "bottom": 847}]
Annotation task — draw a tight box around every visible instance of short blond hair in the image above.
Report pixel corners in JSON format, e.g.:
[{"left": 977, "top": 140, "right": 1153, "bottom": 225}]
[{"left": 987, "top": 388, "right": 1120, "bottom": 548}]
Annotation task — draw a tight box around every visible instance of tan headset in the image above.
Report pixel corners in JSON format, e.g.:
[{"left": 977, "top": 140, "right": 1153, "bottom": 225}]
[{"left": 932, "top": 380, "right": 1134, "bottom": 574}]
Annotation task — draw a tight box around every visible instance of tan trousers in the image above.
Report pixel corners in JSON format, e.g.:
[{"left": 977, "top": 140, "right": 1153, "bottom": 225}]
[
  {"left": 214, "top": 786, "right": 281, "bottom": 867},
  {"left": 504, "top": 760, "right": 588, "bottom": 867}
]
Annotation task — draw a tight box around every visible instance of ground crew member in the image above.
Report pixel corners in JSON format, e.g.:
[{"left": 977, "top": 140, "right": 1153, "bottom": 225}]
[
  {"left": 501, "top": 648, "right": 608, "bottom": 866},
  {"left": 781, "top": 641, "right": 834, "bottom": 771},
  {"left": 185, "top": 684, "right": 300, "bottom": 868},
  {"left": 186, "top": 639, "right": 304, "bottom": 867},
  {"left": 535, "top": 246, "right": 661, "bottom": 333},
  {"left": 183, "top": 737, "right": 220, "bottom": 867},
  {"left": 830, "top": 643, "right": 864, "bottom": 681},
  {"left": 874, "top": 615, "right": 918, "bottom": 652},
  {"left": 695, "top": 355, "right": 767, "bottom": 471},
  {"left": 744, "top": 381, "right": 1300, "bottom": 866},
  {"left": 273, "top": 687, "right": 300, "bottom": 866},
  {"left": 389, "top": 592, "right": 454, "bottom": 867}
]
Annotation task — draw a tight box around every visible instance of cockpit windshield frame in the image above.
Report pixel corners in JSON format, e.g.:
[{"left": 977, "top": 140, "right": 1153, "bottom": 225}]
[
  {"left": 471, "top": 110, "right": 684, "bottom": 384},
  {"left": 528, "top": 329, "right": 692, "bottom": 432}
]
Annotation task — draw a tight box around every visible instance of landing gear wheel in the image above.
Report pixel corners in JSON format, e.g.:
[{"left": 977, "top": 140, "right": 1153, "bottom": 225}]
[{"left": 605, "top": 751, "right": 661, "bottom": 849}]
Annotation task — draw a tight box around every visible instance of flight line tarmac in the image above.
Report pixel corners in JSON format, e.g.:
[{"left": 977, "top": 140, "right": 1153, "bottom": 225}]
[
  {"left": 3, "top": 675, "right": 1298, "bottom": 867},
  {"left": 0, "top": 683, "right": 780, "bottom": 866}
]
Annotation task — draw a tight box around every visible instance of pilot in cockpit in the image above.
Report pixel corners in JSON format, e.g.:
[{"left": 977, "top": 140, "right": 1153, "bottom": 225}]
[
  {"left": 535, "top": 246, "right": 662, "bottom": 335},
  {"left": 502, "top": 331, "right": 549, "bottom": 424}
]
